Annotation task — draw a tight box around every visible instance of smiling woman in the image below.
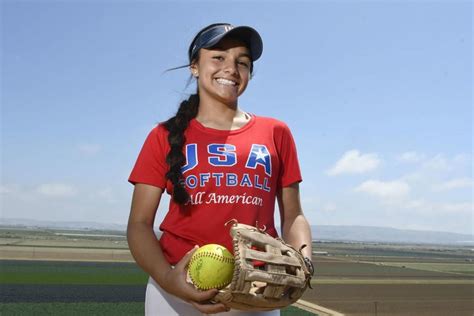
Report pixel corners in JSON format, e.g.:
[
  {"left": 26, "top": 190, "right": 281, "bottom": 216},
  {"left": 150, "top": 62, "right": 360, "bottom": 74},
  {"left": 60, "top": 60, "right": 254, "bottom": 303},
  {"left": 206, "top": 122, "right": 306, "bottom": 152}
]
[{"left": 126, "top": 23, "right": 313, "bottom": 316}]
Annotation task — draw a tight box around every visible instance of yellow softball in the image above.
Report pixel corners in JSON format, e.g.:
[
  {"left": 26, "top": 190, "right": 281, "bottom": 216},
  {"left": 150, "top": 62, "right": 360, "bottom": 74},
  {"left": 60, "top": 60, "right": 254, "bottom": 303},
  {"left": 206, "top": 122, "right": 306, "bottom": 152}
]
[{"left": 188, "top": 244, "right": 234, "bottom": 290}]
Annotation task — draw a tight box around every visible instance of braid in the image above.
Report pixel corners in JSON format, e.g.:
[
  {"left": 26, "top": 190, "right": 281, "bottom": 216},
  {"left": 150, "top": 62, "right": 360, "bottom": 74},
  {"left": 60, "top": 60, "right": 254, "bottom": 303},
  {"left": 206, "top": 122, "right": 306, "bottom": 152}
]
[{"left": 164, "top": 93, "right": 200, "bottom": 204}]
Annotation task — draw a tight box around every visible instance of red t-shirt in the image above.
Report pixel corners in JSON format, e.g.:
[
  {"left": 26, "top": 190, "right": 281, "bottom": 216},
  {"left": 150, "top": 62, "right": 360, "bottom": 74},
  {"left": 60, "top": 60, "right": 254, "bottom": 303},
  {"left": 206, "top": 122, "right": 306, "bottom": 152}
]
[{"left": 128, "top": 115, "right": 302, "bottom": 264}]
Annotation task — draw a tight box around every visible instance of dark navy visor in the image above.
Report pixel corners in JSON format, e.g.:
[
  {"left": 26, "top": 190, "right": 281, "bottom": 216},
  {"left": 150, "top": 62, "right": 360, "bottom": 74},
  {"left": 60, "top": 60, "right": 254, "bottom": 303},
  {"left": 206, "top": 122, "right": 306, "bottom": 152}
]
[{"left": 188, "top": 24, "right": 263, "bottom": 62}]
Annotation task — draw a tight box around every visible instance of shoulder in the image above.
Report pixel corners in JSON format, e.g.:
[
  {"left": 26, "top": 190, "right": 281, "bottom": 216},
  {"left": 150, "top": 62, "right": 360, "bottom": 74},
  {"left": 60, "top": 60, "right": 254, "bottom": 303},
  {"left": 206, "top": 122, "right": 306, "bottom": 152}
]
[
  {"left": 143, "top": 122, "right": 170, "bottom": 148},
  {"left": 252, "top": 114, "right": 292, "bottom": 133},
  {"left": 149, "top": 122, "right": 169, "bottom": 137}
]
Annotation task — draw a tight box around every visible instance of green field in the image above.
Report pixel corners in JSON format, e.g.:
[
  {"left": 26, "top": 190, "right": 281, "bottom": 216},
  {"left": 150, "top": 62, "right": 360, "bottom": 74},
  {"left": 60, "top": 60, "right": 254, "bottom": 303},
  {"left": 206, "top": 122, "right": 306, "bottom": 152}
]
[
  {"left": 0, "top": 303, "right": 314, "bottom": 316},
  {"left": 1, "top": 261, "right": 147, "bottom": 285},
  {"left": 1, "top": 303, "right": 144, "bottom": 316},
  {"left": 376, "top": 262, "right": 474, "bottom": 275},
  {"left": 2, "top": 227, "right": 473, "bottom": 315},
  {"left": 305, "top": 242, "right": 474, "bottom": 315},
  {"left": 1, "top": 260, "right": 317, "bottom": 315}
]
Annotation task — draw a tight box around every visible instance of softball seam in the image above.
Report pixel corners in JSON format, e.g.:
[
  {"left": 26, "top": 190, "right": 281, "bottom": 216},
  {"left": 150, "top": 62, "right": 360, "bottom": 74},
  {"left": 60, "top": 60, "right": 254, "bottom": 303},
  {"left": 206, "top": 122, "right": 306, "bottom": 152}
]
[{"left": 188, "top": 251, "right": 234, "bottom": 290}]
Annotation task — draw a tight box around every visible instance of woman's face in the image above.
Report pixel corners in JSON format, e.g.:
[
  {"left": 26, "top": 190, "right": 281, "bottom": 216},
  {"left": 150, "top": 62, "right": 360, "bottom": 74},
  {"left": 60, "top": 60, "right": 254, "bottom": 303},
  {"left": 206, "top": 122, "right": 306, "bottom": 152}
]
[{"left": 191, "top": 37, "right": 252, "bottom": 106}]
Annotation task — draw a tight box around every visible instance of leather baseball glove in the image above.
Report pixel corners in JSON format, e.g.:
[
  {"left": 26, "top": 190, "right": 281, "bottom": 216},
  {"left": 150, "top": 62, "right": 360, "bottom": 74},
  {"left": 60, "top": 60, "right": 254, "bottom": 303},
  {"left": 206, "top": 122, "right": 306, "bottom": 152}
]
[{"left": 213, "top": 220, "right": 312, "bottom": 311}]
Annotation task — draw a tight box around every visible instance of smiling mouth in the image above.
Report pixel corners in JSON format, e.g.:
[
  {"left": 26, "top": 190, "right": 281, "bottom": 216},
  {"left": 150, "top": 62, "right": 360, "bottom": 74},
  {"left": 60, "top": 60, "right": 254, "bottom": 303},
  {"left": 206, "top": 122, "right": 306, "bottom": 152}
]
[{"left": 215, "top": 78, "right": 238, "bottom": 87}]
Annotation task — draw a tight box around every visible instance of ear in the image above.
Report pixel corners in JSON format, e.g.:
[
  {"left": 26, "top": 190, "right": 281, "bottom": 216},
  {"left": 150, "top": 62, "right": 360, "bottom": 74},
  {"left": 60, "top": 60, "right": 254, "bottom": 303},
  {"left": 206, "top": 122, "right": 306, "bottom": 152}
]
[{"left": 189, "top": 63, "right": 199, "bottom": 78}]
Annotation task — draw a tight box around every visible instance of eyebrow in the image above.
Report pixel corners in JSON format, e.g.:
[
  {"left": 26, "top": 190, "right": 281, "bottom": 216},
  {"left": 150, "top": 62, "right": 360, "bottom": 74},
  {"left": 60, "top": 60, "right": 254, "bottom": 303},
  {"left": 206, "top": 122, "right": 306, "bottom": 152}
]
[
  {"left": 211, "top": 46, "right": 251, "bottom": 59},
  {"left": 238, "top": 53, "right": 252, "bottom": 60}
]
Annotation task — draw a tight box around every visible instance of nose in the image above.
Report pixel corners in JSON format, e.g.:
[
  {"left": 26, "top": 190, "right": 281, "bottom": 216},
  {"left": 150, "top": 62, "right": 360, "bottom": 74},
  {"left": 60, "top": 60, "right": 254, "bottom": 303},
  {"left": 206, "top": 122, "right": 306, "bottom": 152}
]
[{"left": 223, "top": 59, "right": 238, "bottom": 76}]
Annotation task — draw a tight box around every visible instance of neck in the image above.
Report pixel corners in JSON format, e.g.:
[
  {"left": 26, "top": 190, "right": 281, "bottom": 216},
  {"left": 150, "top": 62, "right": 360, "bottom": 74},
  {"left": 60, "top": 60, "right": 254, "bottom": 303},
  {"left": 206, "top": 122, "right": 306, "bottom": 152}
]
[{"left": 196, "top": 99, "right": 250, "bottom": 131}]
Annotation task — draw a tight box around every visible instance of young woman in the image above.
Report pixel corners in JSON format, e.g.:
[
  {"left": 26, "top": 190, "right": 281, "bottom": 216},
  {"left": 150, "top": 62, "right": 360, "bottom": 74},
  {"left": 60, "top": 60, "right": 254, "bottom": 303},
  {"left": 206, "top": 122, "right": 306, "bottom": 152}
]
[{"left": 127, "top": 23, "right": 313, "bottom": 315}]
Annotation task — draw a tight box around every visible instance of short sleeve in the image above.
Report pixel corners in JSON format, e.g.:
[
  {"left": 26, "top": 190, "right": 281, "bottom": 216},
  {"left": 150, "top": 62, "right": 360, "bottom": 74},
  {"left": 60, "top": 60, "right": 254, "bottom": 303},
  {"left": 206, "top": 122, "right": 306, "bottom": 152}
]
[
  {"left": 128, "top": 124, "right": 169, "bottom": 189},
  {"left": 275, "top": 122, "right": 302, "bottom": 188}
]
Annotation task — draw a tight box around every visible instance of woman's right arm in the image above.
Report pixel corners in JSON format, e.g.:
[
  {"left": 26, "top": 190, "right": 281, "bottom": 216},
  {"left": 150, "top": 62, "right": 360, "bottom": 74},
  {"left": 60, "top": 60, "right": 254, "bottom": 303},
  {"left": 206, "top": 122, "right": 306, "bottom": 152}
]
[
  {"left": 127, "top": 183, "right": 170, "bottom": 283},
  {"left": 127, "top": 183, "right": 229, "bottom": 314}
]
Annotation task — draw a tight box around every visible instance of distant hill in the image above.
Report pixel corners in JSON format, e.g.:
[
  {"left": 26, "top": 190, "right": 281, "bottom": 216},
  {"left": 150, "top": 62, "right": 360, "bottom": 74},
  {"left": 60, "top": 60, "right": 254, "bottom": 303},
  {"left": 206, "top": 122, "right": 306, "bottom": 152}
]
[
  {"left": 0, "top": 218, "right": 126, "bottom": 232},
  {"left": 311, "top": 225, "right": 473, "bottom": 245},
  {"left": 1, "top": 218, "right": 472, "bottom": 245}
]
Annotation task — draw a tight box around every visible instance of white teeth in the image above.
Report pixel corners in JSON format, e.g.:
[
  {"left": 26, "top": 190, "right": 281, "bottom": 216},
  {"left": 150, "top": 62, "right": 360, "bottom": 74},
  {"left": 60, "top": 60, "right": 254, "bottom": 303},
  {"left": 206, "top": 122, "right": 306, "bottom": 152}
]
[{"left": 216, "top": 78, "right": 237, "bottom": 86}]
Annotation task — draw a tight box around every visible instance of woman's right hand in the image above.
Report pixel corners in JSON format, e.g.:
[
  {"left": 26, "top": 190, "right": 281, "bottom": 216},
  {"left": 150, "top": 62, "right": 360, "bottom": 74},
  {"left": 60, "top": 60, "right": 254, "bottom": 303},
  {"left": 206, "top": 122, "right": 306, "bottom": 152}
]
[{"left": 159, "top": 246, "right": 231, "bottom": 314}]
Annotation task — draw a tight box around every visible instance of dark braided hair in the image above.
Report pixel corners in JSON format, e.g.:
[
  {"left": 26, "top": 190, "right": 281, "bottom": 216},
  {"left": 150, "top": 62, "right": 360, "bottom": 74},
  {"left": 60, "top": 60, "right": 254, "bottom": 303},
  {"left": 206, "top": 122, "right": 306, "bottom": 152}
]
[{"left": 163, "top": 93, "right": 199, "bottom": 204}]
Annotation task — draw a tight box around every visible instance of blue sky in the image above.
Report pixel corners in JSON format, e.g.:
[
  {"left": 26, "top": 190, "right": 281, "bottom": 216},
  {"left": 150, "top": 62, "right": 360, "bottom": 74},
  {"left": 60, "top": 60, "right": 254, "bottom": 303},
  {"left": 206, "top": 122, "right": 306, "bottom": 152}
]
[{"left": 2, "top": 1, "right": 472, "bottom": 235}]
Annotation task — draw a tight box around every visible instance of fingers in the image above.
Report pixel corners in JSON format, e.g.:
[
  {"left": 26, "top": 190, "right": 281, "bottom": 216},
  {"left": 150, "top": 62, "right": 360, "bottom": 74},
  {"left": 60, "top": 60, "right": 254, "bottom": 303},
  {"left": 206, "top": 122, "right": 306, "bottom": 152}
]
[
  {"left": 189, "top": 288, "right": 218, "bottom": 302},
  {"left": 188, "top": 288, "right": 230, "bottom": 314},
  {"left": 190, "top": 301, "right": 230, "bottom": 314}
]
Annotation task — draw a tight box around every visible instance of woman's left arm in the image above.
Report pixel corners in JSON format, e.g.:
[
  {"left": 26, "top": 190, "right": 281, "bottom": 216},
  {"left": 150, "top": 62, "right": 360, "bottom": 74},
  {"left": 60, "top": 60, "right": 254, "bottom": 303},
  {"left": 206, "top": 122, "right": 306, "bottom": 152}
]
[{"left": 278, "top": 182, "right": 313, "bottom": 259}]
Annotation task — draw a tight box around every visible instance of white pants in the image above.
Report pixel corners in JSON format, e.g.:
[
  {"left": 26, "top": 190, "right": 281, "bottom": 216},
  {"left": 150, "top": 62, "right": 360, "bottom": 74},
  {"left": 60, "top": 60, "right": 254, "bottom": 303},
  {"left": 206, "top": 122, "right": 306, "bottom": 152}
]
[{"left": 145, "top": 277, "right": 281, "bottom": 316}]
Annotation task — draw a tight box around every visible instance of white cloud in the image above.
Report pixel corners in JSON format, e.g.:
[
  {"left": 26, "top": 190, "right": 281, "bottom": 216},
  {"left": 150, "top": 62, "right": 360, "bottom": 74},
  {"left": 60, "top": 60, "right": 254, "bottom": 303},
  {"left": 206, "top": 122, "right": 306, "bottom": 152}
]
[
  {"left": 0, "top": 185, "right": 16, "bottom": 194},
  {"left": 440, "top": 202, "right": 473, "bottom": 213},
  {"left": 92, "top": 187, "right": 119, "bottom": 203},
  {"left": 398, "top": 151, "right": 425, "bottom": 163},
  {"left": 301, "top": 196, "right": 320, "bottom": 206},
  {"left": 405, "top": 199, "right": 427, "bottom": 210},
  {"left": 77, "top": 143, "right": 102, "bottom": 156},
  {"left": 406, "top": 199, "right": 473, "bottom": 215},
  {"left": 355, "top": 179, "right": 410, "bottom": 199},
  {"left": 397, "top": 152, "right": 470, "bottom": 171},
  {"left": 441, "top": 203, "right": 474, "bottom": 214},
  {"left": 401, "top": 153, "right": 471, "bottom": 187},
  {"left": 421, "top": 154, "right": 451, "bottom": 171},
  {"left": 433, "top": 178, "right": 472, "bottom": 191},
  {"left": 453, "top": 154, "right": 470, "bottom": 165},
  {"left": 0, "top": 184, "right": 23, "bottom": 197},
  {"left": 299, "top": 196, "right": 337, "bottom": 213},
  {"left": 321, "top": 203, "right": 337, "bottom": 212},
  {"left": 36, "top": 183, "right": 78, "bottom": 198},
  {"left": 97, "top": 187, "right": 113, "bottom": 199},
  {"left": 327, "top": 150, "right": 380, "bottom": 176}
]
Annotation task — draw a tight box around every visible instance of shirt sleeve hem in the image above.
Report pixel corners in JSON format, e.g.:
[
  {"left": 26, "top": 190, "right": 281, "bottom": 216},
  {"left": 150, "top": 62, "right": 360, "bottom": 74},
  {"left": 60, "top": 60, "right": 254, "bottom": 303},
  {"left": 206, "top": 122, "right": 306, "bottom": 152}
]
[
  {"left": 128, "top": 178, "right": 167, "bottom": 190},
  {"left": 280, "top": 177, "right": 303, "bottom": 188}
]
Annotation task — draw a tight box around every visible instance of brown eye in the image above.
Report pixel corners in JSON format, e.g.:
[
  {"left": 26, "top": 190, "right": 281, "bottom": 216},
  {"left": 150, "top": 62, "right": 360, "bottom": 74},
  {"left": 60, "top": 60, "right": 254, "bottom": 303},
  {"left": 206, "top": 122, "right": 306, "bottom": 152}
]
[{"left": 238, "top": 61, "right": 250, "bottom": 68}]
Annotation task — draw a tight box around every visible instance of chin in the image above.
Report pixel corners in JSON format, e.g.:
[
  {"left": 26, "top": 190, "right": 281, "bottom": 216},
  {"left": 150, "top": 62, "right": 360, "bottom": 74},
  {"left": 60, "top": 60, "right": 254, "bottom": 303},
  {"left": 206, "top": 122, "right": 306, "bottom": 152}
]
[{"left": 215, "top": 93, "right": 239, "bottom": 105}]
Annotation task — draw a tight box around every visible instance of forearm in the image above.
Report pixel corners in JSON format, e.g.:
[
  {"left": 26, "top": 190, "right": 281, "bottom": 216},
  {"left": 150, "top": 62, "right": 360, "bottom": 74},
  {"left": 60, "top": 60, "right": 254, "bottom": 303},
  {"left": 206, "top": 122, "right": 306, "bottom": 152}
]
[
  {"left": 282, "top": 213, "right": 313, "bottom": 259},
  {"left": 127, "top": 221, "right": 171, "bottom": 284},
  {"left": 278, "top": 183, "right": 313, "bottom": 259}
]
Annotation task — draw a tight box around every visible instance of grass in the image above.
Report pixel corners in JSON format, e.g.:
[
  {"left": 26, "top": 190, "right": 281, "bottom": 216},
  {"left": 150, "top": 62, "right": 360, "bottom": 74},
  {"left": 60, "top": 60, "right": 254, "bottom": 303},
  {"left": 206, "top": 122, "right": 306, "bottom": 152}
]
[
  {"left": 0, "top": 303, "right": 144, "bottom": 315},
  {"left": 312, "top": 278, "right": 474, "bottom": 284},
  {"left": 376, "top": 262, "right": 474, "bottom": 275},
  {"left": 0, "top": 260, "right": 148, "bottom": 285},
  {"left": 0, "top": 303, "right": 316, "bottom": 315},
  {"left": 282, "top": 306, "right": 317, "bottom": 315},
  {"left": 1, "top": 260, "right": 317, "bottom": 315}
]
